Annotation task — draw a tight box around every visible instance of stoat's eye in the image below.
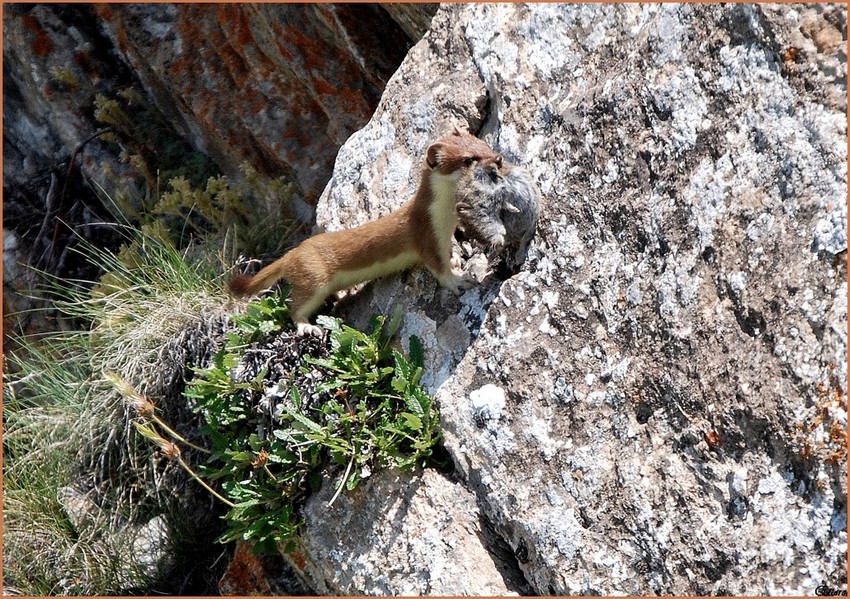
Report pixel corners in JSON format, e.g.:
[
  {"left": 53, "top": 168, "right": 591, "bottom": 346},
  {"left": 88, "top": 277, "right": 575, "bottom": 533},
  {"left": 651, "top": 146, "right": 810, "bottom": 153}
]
[
  {"left": 495, "top": 155, "right": 503, "bottom": 168},
  {"left": 464, "top": 157, "right": 476, "bottom": 167}
]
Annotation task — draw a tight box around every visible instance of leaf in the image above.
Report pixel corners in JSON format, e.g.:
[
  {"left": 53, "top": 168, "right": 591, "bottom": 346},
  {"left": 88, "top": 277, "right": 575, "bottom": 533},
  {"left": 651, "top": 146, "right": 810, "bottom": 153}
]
[
  {"left": 345, "top": 470, "right": 360, "bottom": 491},
  {"left": 222, "top": 353, "right": 240, "bottom": 369},
  {"left": 391, "top": 375, "right": 407, "bottom": 394},
  {"left": 285, "top": 410, "right": 323, "bottom": 433},
  {"left": 227, "top": 450, "right": 254, "bottom": 464},
  {"left": 406, "top": 387, "right": 433, "bottom": 417},
  {"left": 403, "top": 390, "right": 426, "bottom": 416},
  {"left": 290, "top": 385, "right": 302, "bottom": 409},
  {"left": 266, "top": 448, "right": 298, "bottom": 465},
  {"left": 408, "top": 335, "right": 425, "bottom": 369},
  {"left": 258, "top": 319, "right": 278, "bottom": 334},
  {"left": 392, "top": 349, "right": 411, "bottom": 378},
  {"left": 385, "top": 305, "right": 404, "bottom": 341},
  {"left": 399, "top": 412, "right": 422, "bottom": 431}
]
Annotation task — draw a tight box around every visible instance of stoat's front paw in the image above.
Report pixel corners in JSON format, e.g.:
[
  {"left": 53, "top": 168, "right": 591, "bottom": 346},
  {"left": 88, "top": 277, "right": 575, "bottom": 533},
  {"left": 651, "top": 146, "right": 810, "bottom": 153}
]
[
  {"left": 440, "top": 271, "right": 477, "bottom": 295},
  {"left": 456, "top": 274, "right": 477, "bottom": 292}
]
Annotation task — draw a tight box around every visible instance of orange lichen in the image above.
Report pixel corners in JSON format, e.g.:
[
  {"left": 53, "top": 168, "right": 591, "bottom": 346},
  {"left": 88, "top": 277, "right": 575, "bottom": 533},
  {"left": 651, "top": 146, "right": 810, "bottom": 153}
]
[
  {"left": 21, "top": 13, "right": 54, "bottom": 58},
  {"left": 115, "top": 23, "right": 130, "bottom": 55},
  {"left": 93, "top": 4, "right": 112, "bottom": 20},
  {"left": 793, "top": 367, "right": 848, "bottom": 465},
  {"left": 222, "top": 5, "right": 254, "bottom": 49},
  {"left": 218, "top": 541, "right": 271, "bottom": 596},
  {"left": 313, "top": 77, "right": 336, "bottom": 97},
  {"left": 283, "top": 25, "right": 329, "bottom": 72},
  {"left": 20, "top": 13, "right": 41, "bottom": 32},
  {"left": 274, "top": 38, "right": 295, "bottom": 63}
]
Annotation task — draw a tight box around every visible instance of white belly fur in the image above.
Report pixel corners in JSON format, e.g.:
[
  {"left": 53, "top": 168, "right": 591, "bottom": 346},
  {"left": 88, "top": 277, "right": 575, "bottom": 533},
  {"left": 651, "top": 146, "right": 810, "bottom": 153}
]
[
  {"left": 428, "top": 172, "right": 460, "bottom": 262},
  {"left": 327, "top": 250, "right": 419, "bottom": 293}
]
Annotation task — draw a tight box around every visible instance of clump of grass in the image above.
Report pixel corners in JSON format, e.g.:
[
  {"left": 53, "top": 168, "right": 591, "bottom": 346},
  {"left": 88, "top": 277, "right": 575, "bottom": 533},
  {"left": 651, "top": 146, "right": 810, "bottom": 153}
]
[
  {"left": 61, "top": 223, "right": 226, "bottom": 378},
  {"left": 3, "top": 335, "right": 115, "bottom": 596},
  {"left": 3, "top": 227, "right": 233, "bottom": 595},
  {"left": 6, "top": 81, "right": 310, "bottom": 593},
  {"left": 3, "top": 332, "right": 167, "bottom": 595}
]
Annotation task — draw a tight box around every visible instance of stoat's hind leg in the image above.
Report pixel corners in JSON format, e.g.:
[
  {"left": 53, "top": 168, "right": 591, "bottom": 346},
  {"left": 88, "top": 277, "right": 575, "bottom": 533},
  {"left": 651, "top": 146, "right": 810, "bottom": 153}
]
[
  {"left": 289, "top": 285, "right": 330, "bottom": 337},
  {"left": 295, "top": 322, "right": 324, "bottom": 337}
]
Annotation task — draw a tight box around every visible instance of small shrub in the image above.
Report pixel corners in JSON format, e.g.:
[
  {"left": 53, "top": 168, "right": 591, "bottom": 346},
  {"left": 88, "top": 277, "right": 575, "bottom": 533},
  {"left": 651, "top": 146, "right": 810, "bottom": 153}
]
[{"left": 183, "top": 292, "right": 441, "bottom": 555}]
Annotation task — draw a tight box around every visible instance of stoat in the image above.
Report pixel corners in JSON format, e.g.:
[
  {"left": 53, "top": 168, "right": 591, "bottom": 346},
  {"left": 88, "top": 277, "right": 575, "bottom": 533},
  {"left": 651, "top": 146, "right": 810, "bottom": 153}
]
[
  {"left": 455, "top": 159, "right": 540, "bottom": 271},
  {"left": 229, "top": 127, "right": 504, "bottom": 335}
]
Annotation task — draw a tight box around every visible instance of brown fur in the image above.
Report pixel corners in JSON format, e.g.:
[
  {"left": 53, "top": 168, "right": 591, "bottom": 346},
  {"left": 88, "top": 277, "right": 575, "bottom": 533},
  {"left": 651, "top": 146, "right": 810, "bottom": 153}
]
[{"left": 229, "top": 128, "right": 503, "bottom": 329}]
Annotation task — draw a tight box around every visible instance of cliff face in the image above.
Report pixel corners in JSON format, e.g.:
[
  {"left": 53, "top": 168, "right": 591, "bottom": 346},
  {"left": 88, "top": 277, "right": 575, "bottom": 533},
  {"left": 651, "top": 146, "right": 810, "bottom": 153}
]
[
  {"left": 4, "top": 4, "right": 419, "bottom": 204},
  {"left": 92, "top": 3, "right": 413, "bottom": 203},
  {"left": 300, "top": 3, "right": 847, "bottom": 595}
]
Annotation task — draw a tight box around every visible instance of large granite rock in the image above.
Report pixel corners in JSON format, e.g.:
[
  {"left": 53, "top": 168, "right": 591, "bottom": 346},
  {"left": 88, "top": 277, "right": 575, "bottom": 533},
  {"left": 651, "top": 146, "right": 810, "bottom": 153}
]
[
  {"left": 294, "top": 468, "right": 524, "bottom": 595},
  {"left": 295, "top": 3, "right": 847, "bottom": 595}
]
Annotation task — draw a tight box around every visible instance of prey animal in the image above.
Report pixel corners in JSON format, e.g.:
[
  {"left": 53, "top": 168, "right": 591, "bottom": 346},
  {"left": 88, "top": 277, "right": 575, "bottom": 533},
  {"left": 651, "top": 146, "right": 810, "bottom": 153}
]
[{"left": 455, "top": 158, "right": 540, "bottom": 271}]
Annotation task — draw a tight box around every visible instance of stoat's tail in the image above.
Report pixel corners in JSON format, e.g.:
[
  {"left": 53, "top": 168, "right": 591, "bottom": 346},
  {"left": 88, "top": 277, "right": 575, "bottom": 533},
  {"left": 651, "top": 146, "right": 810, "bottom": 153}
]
[{"left": 228, "top": 256, "right": 288, "bottom": 297}]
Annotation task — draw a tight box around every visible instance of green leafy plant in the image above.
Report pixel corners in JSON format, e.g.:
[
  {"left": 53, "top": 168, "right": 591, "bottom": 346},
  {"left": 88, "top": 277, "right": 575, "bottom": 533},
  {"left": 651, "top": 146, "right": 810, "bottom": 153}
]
[
  {"left": 183, "top": 292, "right": 442, "bottom": 555},
  {"left": 304, "top": 315, "right": 440, "bottom": 481}
]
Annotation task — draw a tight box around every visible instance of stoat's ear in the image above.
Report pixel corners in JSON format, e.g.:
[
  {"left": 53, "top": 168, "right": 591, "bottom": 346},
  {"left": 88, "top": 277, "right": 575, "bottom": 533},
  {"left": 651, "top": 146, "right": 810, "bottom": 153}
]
[
  {"left": 504, "top": 201, "right": 521, "bottom": 214},
  {"left": 426, "top": 142, "right": 444, "bottom": 169}
]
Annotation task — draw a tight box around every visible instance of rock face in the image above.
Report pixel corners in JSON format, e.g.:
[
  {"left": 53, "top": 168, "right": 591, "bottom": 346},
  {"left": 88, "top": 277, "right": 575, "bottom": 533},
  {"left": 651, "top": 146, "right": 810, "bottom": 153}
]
[
  {"left": 3, "top": 4, "right": 417, "bottom": 206},
  {"left": 292, "top": 468, "right": 524, "bottom": 596},
  {"left": 3, "top": 4, "right": 145, "bottom": 202},
  {"left": 298, "top": 3, "right": 847, "bottom": 595},
  {"left": 93, "top": 4, "right": 415, "bottom": 203}
]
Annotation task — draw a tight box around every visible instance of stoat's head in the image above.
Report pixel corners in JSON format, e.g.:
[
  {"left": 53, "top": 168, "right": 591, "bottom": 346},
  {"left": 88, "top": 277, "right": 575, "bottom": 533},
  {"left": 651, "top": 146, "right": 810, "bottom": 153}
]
[{"left": 425, "top": 126, "right": 504, "bottom": 181}]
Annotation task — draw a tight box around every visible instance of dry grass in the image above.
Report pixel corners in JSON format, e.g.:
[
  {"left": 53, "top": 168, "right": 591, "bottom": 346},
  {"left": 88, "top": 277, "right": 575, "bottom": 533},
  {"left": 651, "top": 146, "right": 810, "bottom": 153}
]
[{"left": 3, "top": 228, "right": 236, "bottom": 595}]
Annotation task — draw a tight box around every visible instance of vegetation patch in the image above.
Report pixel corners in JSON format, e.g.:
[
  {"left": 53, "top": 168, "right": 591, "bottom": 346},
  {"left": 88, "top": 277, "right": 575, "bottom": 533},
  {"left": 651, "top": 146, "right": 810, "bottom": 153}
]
[
  {"left": 6, "top": 217, "right": 443, "bottom": 595},
  {"left": 3, "top": 228, "right": 230, "bottom": 594},
  {"left": 5, "top": 84, "right": 442, "bottom": 588},
  {"left": 174, "top": 292, "right": 440, "bottom": 555}
]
